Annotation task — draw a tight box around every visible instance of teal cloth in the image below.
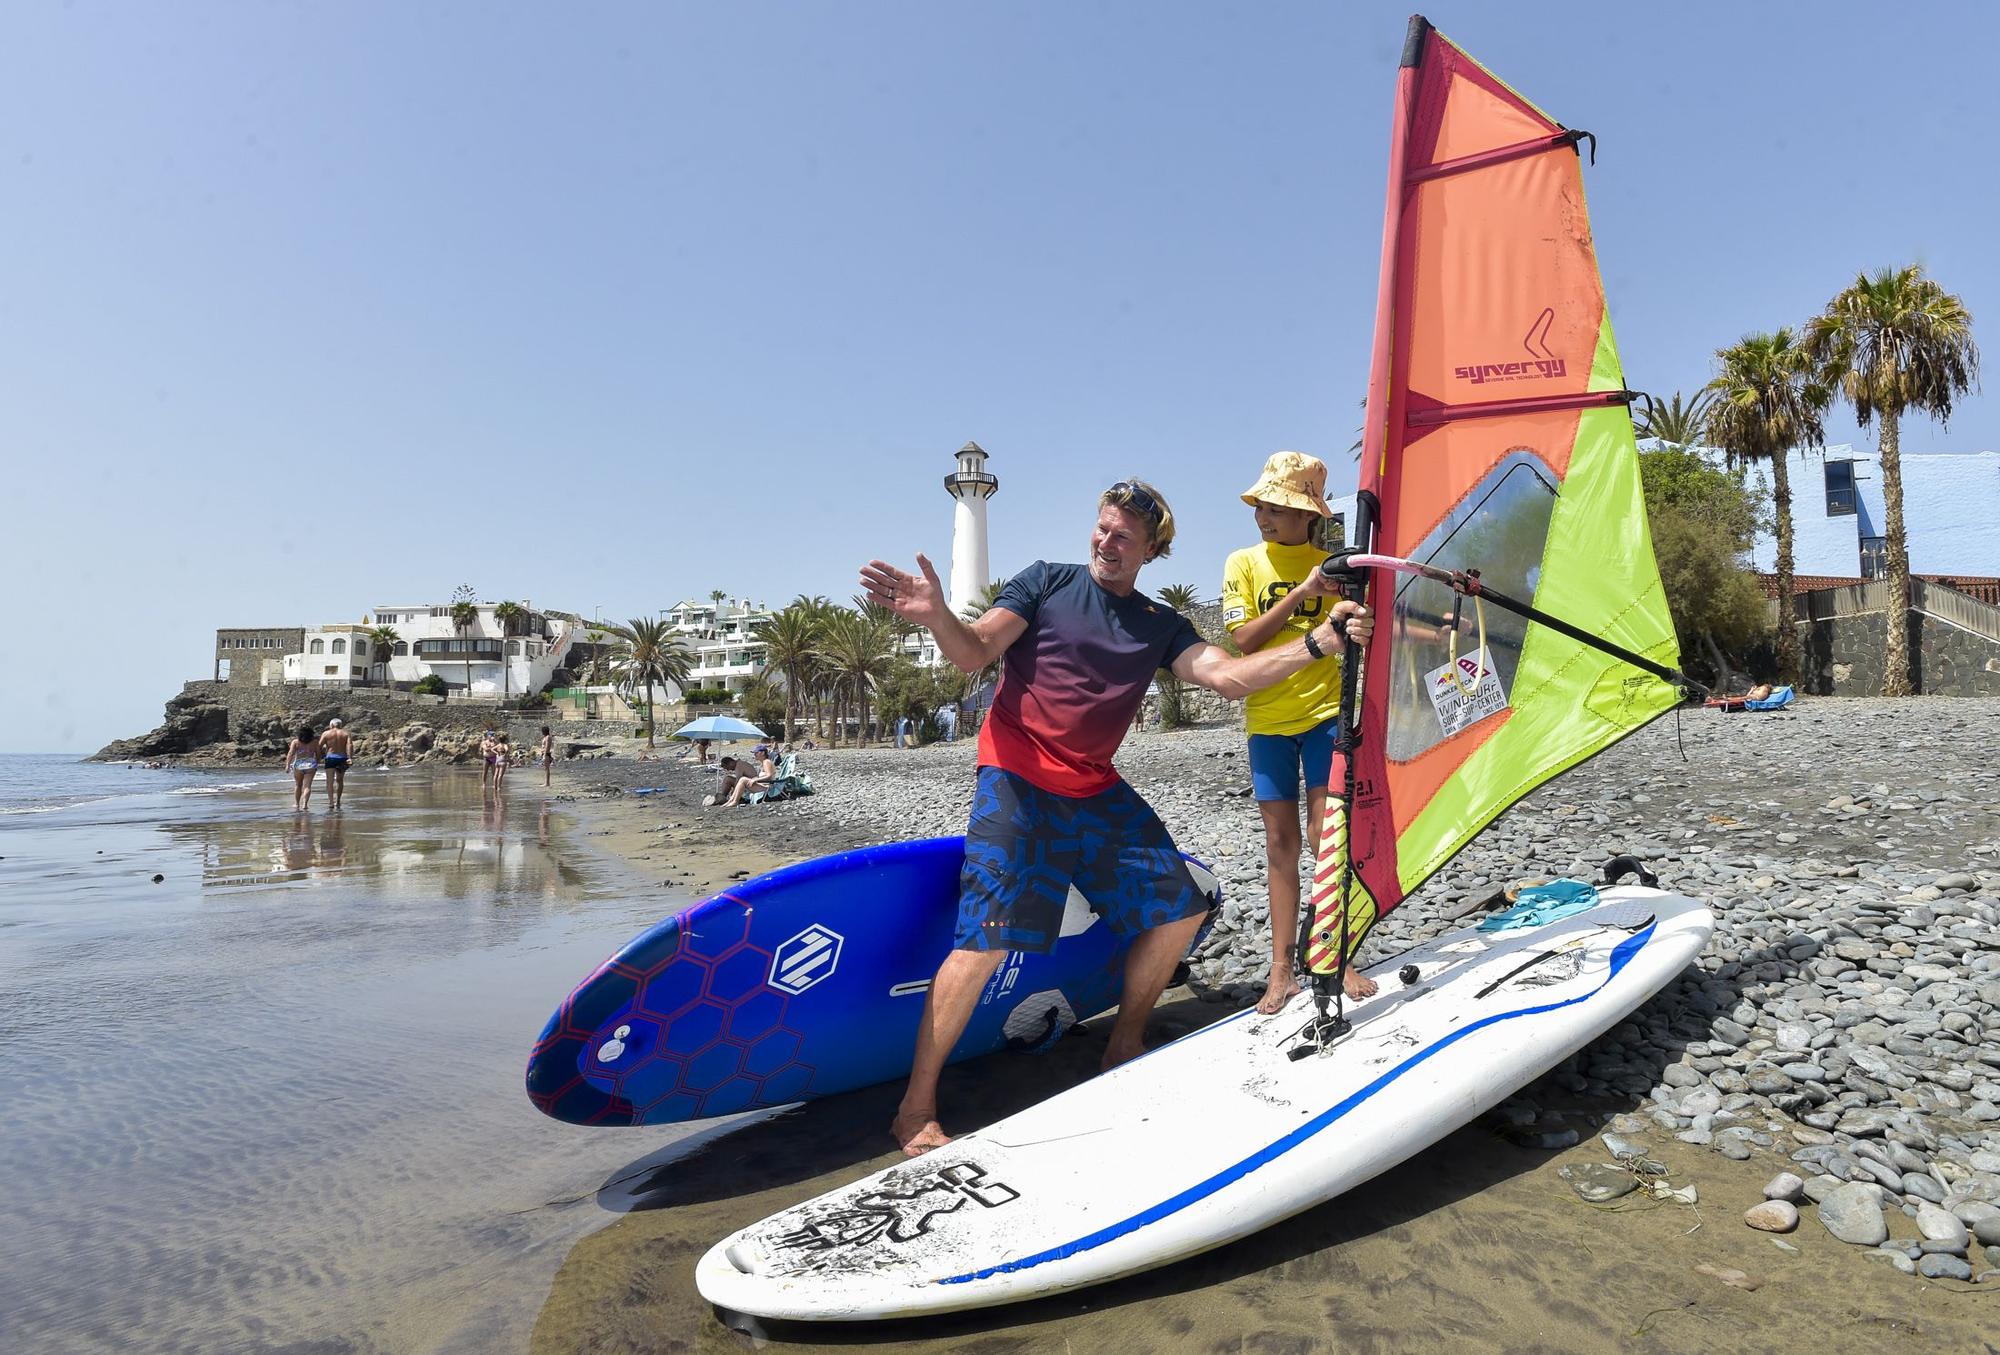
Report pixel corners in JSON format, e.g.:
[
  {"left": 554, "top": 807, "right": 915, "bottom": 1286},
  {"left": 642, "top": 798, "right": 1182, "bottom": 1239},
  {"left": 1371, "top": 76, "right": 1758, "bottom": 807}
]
[{"left": 1477, "top": 879, "right": 1601, "bottom": 932}]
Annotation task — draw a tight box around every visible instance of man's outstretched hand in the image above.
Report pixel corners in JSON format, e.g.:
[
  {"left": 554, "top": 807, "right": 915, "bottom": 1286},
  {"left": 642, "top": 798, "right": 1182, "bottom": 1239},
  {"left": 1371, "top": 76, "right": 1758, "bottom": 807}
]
[{"left": 860, "top": 554, "right": 951, "bottom": 630}]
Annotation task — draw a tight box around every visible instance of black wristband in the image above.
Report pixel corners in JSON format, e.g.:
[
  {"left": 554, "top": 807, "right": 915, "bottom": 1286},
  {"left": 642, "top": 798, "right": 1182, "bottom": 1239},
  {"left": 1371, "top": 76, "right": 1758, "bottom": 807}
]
[{"left": 1303, "top": 627, "right": 1326, "bottom": 661}]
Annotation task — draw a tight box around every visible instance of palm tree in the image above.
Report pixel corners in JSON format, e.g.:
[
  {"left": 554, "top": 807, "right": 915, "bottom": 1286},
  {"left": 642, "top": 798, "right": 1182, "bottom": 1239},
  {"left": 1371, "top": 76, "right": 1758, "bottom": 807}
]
[
  {"left": 1803, "top": 265, "right": 1980, "bottom": 696},
  {"left": 817, "top": 608, "right": 896, "bottom": 746},
  {"left": 753, "top": 601, "right": 826, "bottom": 742},
  {"left": 958, "top": 579, "right": 1010, "bottom": 732},
  {"left": 493, "top": 601, "right": 526, "bottom": 700},
  {"left": 366, "top": 626, "right": 400, "bottom": 686},
  {"left": 1635, "top": 389, "right": 1717, "bottom": 449},
  {"left": 709, "top": 589, "right": 727, "bottom": 609},
  {"left": 609, "top": 617, "right": 694, "bottom": 748},
  {"left": 1706, "top": 331, "right": 1829, "bottom": 682},
  {"left": 449, "top": 599, "right": 479, "bottom": 698},
  {"left": 1153, "top": 584, "right": 1203, "bottom": 729}
]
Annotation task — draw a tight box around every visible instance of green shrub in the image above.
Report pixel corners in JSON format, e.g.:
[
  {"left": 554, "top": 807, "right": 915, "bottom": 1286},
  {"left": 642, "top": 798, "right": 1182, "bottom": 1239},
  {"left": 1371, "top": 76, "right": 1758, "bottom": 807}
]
[{"left": 412, "top": 675, "right": 448, "bottom": 696}]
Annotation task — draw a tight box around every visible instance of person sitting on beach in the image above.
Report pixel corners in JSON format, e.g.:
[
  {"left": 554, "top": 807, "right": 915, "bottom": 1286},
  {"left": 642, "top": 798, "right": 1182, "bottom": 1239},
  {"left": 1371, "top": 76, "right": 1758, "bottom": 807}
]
[
  {"left": 539, "top": 726, "right": 555, "bottom": 786},
  {"left": 721, "top": 744, "right": 776, "bottom": 807},
  {"left": 319, "top": 718, "right": 354, "bottom": 811},
  {"left": 284, "top": 725, "right": 321, "bottom": 811},
  {"left": 861, "top": 477, "right": 1373, "bottom": 1157},
  {"left": 1223, "top": 451, "right": 1379, "bottom": 1016}
]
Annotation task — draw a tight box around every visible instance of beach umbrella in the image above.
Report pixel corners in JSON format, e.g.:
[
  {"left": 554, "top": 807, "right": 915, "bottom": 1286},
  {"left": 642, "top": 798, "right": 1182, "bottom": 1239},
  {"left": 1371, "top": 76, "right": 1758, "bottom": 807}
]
[{"left": 670, "top": 714, "right": 768, "bottom": 743}]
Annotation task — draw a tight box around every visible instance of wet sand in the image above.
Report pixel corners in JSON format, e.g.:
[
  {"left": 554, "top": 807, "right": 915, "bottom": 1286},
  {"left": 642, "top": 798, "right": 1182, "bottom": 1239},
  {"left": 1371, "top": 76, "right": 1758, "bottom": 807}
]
[
  {"left": 529, "top": 992, "right": 1990, "bottom": 1354},
  {"left": 0, "top": 767, "right": 741, "bottom": 1355},
  {"left": 8, "top": 760, "right": 1987, "bottom": 1352}
]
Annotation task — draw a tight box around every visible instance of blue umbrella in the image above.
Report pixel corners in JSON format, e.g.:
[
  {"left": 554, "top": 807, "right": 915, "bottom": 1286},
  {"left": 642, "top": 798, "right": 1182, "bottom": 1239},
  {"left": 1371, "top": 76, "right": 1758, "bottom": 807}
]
[{"left": 670, "top": 715, "right": 768, "bottom": 743}]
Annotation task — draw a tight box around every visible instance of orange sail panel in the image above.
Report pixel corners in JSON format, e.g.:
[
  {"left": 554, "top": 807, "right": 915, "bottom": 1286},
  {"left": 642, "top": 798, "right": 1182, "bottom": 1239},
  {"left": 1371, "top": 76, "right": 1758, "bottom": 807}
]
[{"left": 1307, "top": 16, "right": 1682, "bottom": 976}]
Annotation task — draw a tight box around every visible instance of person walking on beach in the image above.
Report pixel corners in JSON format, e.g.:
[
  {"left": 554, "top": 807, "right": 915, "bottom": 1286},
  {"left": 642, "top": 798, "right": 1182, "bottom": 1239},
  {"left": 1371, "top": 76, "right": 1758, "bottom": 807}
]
[
  {"left": 539, "top": 726, "right": 555, "bottom": 786},
  {"left": 1222, "top": 451, "right": 1379, "bottom": 1016},
  {"left": 861, "top": 477, "right": 1374, "bottom": 1157},
  {"left": 284, "top": 725, "right": 321, "bottom": 811},
  {"left": 480, "top": 728, "right": 498, "bottom": 787},
  {"left": 319, "top": 718, "right": 354, "bottom": 811}
]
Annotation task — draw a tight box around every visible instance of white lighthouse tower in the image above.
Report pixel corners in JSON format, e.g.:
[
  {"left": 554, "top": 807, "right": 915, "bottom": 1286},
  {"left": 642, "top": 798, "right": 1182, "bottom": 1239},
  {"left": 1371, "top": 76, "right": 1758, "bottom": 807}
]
[{"left": 944, "top": 441, "right": 999, "bottom": 619}]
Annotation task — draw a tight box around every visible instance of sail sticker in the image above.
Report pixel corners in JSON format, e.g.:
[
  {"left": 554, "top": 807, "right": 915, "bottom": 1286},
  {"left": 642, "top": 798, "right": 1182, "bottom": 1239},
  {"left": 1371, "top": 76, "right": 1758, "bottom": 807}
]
[{"left": 1422, "top": 645, "right": 1508, "bottom": 737}]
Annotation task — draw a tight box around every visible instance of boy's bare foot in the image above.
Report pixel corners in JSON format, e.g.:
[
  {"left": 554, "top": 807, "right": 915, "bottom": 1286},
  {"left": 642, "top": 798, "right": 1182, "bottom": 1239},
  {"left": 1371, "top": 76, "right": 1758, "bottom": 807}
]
[
  {"left": 1256, "top": 970, "right": 1301, "bottom": 1015},
  {"left": 1343, "top": 967, "right": 1378, "bottom": 1000},
  {"left": 892, "top": 1112, "right": 951, "bottom": 1157}
]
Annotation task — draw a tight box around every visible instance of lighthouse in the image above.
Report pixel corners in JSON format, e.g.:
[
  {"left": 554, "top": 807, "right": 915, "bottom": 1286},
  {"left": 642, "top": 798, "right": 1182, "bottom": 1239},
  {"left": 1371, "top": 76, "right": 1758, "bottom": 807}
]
[{"left": 943, "top": 441, "right": 999, "bottom": 619}]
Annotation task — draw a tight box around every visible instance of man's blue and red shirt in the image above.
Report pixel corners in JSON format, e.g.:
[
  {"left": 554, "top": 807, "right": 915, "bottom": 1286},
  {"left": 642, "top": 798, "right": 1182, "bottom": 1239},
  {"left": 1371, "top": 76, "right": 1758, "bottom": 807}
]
[{"left": 977, "top": 560, "right": 1204, "bottom": 798}]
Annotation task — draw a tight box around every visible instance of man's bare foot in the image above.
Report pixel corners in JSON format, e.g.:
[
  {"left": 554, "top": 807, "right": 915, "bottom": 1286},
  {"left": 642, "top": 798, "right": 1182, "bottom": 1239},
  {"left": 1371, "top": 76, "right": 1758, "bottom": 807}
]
[
  {"left": 892, "top": 1112, "right": 951, "bottom": 1157},
  {"left": 1342, "top": 967, "right": 1379, "bottom": 1000},
  {"left": 1256, "top": 970, "right": 1301, "bottom": 1015},
  {"left": 1101, "top": 1038, "right": 1148, "bottom": 1073}
]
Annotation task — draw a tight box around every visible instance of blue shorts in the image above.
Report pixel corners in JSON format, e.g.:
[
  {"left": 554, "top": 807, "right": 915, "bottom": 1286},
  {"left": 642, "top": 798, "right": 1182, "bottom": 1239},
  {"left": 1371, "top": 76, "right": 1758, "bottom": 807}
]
[
  {"left": 1247, "top": 717, "right": 1339, "bottom": 803},
  {"left": 956, "top": 766, "right": 1209, "bottom": 954}
]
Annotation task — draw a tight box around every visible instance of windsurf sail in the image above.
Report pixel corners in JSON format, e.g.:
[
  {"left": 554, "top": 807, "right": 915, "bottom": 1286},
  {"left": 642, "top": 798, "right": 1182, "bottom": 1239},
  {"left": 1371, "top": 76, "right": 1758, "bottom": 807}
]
[{"left": 1302, "top": 16, "right": 1689, "bottom": 1016}]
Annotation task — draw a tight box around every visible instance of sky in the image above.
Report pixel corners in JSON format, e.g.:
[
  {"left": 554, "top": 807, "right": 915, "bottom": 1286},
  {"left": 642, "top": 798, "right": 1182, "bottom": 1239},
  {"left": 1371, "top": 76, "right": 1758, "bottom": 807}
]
[{"left": 5, "top": 2, "right": 1996, "bottom": 754}]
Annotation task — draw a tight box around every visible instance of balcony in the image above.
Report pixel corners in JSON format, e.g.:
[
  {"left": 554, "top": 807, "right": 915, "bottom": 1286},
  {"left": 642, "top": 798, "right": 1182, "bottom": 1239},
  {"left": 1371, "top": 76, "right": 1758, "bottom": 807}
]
[{"left": 415, "top": 640, "right": 504, "bottom": 661}]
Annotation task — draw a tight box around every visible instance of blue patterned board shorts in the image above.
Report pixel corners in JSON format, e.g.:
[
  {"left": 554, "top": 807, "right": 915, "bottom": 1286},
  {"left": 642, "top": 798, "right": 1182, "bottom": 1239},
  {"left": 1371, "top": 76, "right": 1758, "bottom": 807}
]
[{"left": 956, "top": 766, "right": 1210, "bottom": 954}]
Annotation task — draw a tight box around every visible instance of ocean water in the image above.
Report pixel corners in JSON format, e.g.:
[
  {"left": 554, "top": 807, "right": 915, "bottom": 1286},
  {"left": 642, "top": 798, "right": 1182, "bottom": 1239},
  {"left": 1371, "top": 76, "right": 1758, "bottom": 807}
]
[
  {"left": 0, "top": 752, "right": 271, "bottom": 814},
  {"left": 0, "top": 762, "right": 719, "bottom": 1354}
]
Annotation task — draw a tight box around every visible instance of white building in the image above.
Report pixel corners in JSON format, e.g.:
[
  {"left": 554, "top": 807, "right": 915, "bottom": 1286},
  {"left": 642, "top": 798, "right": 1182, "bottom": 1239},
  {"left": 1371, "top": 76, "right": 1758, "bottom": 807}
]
[
  {"left": 366, "top": 602, "right": 576, "bottom": 698},
  {"left": 282, "top": 625, "right": 379, "bottom": 687},
  {"left": 663, "top": 598, "right": 774, "bottom": 696}
]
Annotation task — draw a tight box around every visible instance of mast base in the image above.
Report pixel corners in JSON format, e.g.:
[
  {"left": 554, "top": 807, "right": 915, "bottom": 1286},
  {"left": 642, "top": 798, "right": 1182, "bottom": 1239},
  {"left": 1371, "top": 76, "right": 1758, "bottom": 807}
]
[{"left": 1285, "top": 1013, "right": 1354, "bottom": 1060}]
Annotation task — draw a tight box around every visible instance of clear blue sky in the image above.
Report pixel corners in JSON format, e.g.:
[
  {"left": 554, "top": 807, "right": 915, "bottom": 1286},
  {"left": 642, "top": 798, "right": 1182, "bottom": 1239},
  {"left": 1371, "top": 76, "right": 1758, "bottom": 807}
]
[{"left": 5, "top": 3, "right": 1994, "bottom": 753}]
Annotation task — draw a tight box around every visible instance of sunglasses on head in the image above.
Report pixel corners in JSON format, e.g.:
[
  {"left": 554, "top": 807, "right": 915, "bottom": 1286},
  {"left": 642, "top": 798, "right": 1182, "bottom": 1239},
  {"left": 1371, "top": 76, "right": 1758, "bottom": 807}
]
[{"left": 1105, "top": 481, "right": 1163, "bottom": 524}]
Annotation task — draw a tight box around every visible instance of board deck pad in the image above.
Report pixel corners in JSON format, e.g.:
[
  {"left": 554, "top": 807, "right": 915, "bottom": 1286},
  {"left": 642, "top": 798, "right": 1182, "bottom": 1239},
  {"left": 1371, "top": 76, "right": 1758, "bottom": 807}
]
[
  {"left": 526, "top": 835, "right": 1220, "bottom": 1126},
  {"left": 697, "top": 886, "right": 1713, "bottom": 1320}
]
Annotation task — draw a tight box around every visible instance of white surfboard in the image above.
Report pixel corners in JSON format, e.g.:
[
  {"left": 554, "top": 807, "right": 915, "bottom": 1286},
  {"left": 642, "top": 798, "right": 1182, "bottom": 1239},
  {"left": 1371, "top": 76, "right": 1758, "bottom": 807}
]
[{"left": 695, "top": 886, "right": 1712, "bottom": 1321}]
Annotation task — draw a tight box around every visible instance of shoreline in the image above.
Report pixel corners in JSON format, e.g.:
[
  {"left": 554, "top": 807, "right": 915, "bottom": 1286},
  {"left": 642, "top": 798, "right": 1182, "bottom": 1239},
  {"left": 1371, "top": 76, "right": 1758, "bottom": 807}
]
[{"left": 521, "top": 697, "right": 2000, "bottom": 1348}]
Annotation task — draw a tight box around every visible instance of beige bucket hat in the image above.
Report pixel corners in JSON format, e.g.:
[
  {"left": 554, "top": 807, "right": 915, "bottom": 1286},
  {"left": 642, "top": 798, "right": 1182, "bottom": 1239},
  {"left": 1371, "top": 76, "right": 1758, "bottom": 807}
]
[{"left": 1241, "top": 450, "right": 1332, "bottom": 517}]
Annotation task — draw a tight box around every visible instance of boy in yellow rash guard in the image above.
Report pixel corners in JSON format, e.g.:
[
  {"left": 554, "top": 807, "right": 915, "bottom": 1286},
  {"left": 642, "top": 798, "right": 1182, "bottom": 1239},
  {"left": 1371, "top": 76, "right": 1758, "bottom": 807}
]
[{"left": 1222, "top": 452, "right": 1379, "bottom": 1013}]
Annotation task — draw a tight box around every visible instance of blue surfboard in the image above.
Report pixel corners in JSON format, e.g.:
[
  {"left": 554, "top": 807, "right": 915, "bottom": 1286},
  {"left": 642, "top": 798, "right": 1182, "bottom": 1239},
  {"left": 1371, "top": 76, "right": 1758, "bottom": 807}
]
[{"left": 525, "top": 835, "right": 1221, "bottom": 1126}]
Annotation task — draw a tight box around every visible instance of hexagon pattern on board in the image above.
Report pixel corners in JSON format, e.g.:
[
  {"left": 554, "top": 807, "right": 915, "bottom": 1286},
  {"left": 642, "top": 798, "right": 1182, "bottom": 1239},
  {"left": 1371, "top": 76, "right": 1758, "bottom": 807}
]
[{"left": 587, "top": 904, "right": 815, "bottom": 1120}]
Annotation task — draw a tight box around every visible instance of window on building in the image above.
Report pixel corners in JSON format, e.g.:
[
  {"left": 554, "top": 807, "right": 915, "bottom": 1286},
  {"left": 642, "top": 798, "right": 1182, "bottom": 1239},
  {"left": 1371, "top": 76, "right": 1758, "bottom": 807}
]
[
  {"left": 310, "top": 639, "right": 324, "bottom": 654},
  {"left": 332, "top": 639, "right": 347, "bottom": 655},
  {"left": 324, "top": 665, "right": 338, "bottom": 676},
  {"left": 1825, "top": 460, "right": 1858, "bottom": 516},
  {"left": 218, "top": 659, "right": 232, "bottom": 680},
  {"left": 393, "top": 641, "right": 408, "bottom": 656},
  {"left": 1859, "top": 535, "right": 1887, "bottom": 579}
]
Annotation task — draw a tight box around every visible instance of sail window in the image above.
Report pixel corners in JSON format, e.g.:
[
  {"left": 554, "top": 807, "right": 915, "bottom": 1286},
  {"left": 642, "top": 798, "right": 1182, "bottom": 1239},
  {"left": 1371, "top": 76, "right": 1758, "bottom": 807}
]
[{"left": 1383, "top": 450, "right": 1559, "bottom": 763}]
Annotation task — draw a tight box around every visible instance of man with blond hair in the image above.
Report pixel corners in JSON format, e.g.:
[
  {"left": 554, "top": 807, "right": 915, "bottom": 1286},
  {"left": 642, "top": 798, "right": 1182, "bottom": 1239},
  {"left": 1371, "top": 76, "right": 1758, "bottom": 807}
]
[{"left": 862, "top": 478, "right": 1374, "bottom": 1156}]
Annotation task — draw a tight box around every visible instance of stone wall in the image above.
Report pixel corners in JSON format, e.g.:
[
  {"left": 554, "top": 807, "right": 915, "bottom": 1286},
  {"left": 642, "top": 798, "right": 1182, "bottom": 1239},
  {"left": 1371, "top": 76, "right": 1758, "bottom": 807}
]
[
  {"left": 212, "top": 628, "right": 304, "bottom": 683},
  {"left": 94, "top": 680, "right": 653, "bottom": 764},
  {"left": 1799, "top": 611, "right": 2000, "bottom": 698}
]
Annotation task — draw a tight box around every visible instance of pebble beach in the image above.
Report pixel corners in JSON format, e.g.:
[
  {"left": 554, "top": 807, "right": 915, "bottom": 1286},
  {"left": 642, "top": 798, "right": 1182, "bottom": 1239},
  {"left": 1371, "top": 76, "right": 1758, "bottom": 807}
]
[{"left": 538, "top": 694, "right": 2000, "bottom": 1345}]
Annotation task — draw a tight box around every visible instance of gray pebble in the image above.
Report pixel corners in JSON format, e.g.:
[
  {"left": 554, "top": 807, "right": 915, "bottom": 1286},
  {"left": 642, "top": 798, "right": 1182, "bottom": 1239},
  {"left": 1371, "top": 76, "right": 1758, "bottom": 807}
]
[
  {"left": 1764, "top": 1172, "right": 1806, "bottom": 1202},
  {"left": 1917, "top": 1253, "right": 1973, "bottom": 1281},
  {"left": 1819, "top": 1181, "right": 1890, "bottom": 1246}
]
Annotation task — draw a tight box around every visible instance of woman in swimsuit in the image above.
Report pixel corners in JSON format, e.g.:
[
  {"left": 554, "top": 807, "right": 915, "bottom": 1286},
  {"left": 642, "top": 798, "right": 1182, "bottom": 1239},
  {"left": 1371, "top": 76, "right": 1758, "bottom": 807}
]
[
  {"left": 284, "top": 725, "right": 321, "bottom": 811},
  {"left": 539, "top": 726, "right": 555, "bottom": 786},
  {"left": 493, "top": 732, "right": 511, "bottom": 786}
]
